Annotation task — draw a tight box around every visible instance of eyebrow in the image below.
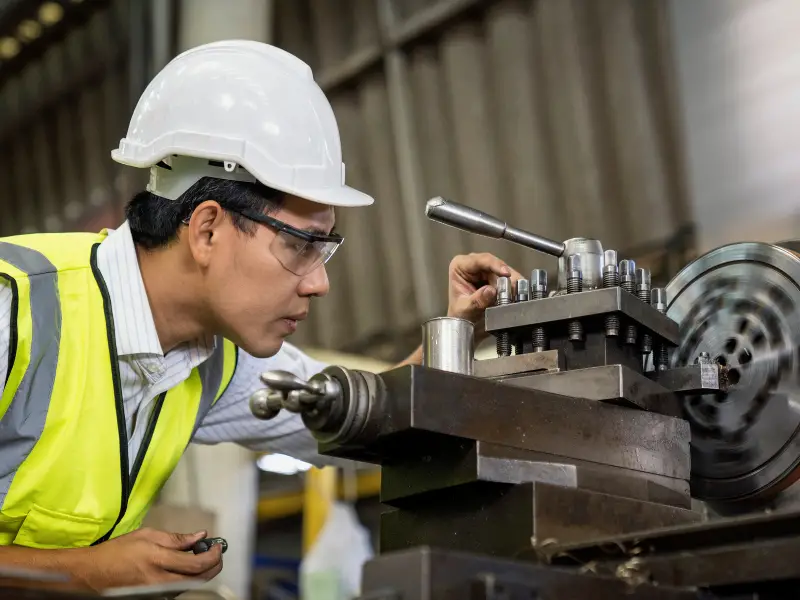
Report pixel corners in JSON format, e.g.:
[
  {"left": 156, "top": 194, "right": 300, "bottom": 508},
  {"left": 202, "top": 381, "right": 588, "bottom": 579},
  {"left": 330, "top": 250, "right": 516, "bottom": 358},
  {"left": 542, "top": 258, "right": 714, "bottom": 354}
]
[{"left": 303, "top": 222, "right": 336, "bottom": 236}]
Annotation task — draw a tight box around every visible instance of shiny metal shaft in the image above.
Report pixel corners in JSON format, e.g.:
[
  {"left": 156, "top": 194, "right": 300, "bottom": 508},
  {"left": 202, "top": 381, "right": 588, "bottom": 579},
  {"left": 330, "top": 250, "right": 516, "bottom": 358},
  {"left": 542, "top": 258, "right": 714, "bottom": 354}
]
[
  {"left": 425, "top": 197, "right": 566, "bottom": 257},
  {"left": 602, "top": 250, "right": 620, "bottom": 337},
  {"left": 566, "top": 255, "right": 584, "bottom": 342},
  {"left": 514, "top": 279, "right": 530, "bottom": 355},
  {"left": 530, "top": 269, "right": 548, "bottom": 352},
  {"left": 636, "top": 268, "right": 653, "bottom": 356},
  {"left": 652, "top": 288, "right": 669, "bottom": 371},
  {"left": 495, "top": 277, "right": 512, "bottom": 357},
  {"left": 619, "top": 259, "right": 638, "bottom": 345}
]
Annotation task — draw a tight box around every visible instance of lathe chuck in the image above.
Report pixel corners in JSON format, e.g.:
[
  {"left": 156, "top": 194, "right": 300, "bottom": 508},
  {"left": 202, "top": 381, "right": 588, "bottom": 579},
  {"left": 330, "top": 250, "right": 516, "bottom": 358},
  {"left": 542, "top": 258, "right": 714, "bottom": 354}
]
[{"left": 666, "top": 241, "right": 800, "bottom": 506}]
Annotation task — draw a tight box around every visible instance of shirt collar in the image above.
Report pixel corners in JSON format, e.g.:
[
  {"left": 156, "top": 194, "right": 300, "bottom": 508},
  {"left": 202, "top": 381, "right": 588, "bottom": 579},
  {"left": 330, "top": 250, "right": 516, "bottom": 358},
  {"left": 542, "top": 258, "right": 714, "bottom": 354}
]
[{"left": 95, "top": 221, "right": 215, "bottom": 361}]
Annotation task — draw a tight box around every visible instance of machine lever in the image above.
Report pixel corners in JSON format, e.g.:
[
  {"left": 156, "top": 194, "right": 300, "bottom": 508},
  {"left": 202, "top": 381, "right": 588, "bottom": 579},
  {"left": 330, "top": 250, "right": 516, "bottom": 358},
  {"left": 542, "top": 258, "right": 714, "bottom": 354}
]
[
  {"left": 259, "top": 370, "right": 322, "bottom": 395},
  {"left": 425, "top": 197, "right": 566, "bottom": 258}
]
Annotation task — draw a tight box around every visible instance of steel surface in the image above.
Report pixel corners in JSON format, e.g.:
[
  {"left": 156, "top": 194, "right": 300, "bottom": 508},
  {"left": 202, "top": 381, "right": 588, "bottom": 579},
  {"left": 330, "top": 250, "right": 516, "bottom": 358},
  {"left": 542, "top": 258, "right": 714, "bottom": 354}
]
[
  {"left": 380, "top": 483, "right": 699, "bottom": 557},
  {"left": 473, "top": 350, "right": 562, "bottom": 379},
  {"left": 380, "top": 441, "right": 691, "bottom": 508},
  {"left": 504, "top": 364, "right": 682, "bottom": 417},
  {"left": 362, "top": 366, "right": 691, "bottom": 479},
  {"left": 649, "top": 363, "right": 726, "bottom": 394},
  {"left": 547, "top": 506, "right": 800, "bottom": 565},
  {"left": 360, "top": 547, "right": 697, "bottom": 600},
  {"left": 485, "top": 287, "right": 680, "bottom": 343}
]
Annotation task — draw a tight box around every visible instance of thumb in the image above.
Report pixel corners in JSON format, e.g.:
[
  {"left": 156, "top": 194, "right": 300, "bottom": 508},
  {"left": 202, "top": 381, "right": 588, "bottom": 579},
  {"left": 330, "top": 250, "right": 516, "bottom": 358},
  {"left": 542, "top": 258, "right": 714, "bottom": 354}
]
[
  {"left": 165, "top": 530, "right": 208, "bottom": 551},
  {"left": 470, "top": 285, "right": 496, "bottom": 310}
]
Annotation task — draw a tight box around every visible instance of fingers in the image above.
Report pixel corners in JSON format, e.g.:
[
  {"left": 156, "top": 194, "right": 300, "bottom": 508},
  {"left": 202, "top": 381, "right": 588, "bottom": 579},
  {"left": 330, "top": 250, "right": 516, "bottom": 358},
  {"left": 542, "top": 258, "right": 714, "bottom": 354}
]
[
  {"left": 146, "top": 530, "right": 207, "bottom": 551},
  {"left": 196, "top": 558, "right": 225, "bottom": 582},
  {"left": 451, "top": 252, "right": 511, "bottom": 278},
  {"left": 451, "top": 253, "right": 524, "bottom": 290},
  {"left": 158, "top": 544, "right": 223, "bottom": 577},
  {"left": 469, "top": 285, "right": 497, "bottom": 311}
]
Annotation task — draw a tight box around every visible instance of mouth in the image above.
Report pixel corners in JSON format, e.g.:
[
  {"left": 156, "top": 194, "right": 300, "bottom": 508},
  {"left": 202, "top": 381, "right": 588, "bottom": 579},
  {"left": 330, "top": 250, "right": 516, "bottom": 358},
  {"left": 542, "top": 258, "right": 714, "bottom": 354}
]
[{"left": 280, "top": 313, "right": 308, "bottom": 333}]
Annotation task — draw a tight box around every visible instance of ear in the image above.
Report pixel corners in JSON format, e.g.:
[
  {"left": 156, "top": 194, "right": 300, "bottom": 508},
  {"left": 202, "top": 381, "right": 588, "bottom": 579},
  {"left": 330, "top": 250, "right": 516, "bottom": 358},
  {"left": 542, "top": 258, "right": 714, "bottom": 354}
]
[{"left": 185, "top": 201, "right": 226, "bottom": 268}]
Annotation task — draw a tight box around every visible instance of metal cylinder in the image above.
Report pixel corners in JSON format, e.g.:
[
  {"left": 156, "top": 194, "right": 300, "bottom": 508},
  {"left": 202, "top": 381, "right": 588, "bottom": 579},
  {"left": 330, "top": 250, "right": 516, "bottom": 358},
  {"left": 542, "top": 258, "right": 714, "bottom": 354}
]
[
  {"left": 495, "top": 277, "right": 512, "bottom": 357},
  {"left": 651, "top": 287, "right": 669, "bottom": 371},
  {"left": 422, "top": 317, "right": 475, "bottom": 375},
  {"left": 603, "top": 250, "right": 620, "bottom": 337},
  {"left": 636, "top": 268, "right": 653, "bottom": 356},
  {"left": 558, "top": 238, "right": 603, "bottom": 292},
  {"left": 516, "top": 278, "right": 530, "bottom": 302},
  {"left": 514, "top": 279, "right": 530, "bottom": 355},
  {"left": 651, "top": 287, "right": 667, "bottom": 313},
  {"left": 566, "top": 255, "right": 584, "bottom": 342},
  {"left": 530, "top": 269, "right": 548, "bottom": 352},
  {"left": 619, "top": 259, "right": 638, "bottom": 345}
]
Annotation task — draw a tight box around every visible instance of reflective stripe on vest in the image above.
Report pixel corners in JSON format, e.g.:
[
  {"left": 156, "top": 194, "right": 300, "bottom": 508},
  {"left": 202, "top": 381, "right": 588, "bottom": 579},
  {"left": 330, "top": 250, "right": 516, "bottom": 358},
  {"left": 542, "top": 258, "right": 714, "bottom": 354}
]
[
  {"left": 0, "top": 232, "right": 237, "bottom": 548},
  {"left": 0, "top": 243, "right": 60, "bottom": 506}
]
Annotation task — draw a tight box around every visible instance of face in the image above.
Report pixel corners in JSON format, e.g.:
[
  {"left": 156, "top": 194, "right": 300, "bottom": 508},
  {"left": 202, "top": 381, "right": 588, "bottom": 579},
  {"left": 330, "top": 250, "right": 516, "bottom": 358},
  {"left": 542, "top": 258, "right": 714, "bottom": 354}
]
[{"left": 187, "top": 195, "right": 335, "bottom": 358}]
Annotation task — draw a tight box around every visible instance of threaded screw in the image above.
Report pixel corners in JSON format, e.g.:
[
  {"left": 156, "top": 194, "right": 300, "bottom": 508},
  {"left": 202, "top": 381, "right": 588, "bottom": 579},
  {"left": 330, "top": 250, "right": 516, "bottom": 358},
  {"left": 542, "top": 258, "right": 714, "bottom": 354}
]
[
  {"left": 514, "top": 279, "right": 530, "bottom": 355},
  {"left": 619, "top": 259, "right": 638, "bottom": 345},
  {"left": 496, "top": 276, "right": 512, "bottom": 357},
  {"left": 636, "top": 268, "right": 653, "bottom": 358},
  {"left": 531, "top": 269, "right": 548, "bottom": 352},
  {"left": 566, "top": 255, "right": 584, "bottom": 342},
  {"left": 602, "top": 249, "right": 620, "bottom": 337},
  {"left": 652, "top": 287, "right": 669, "bottom": 371}
]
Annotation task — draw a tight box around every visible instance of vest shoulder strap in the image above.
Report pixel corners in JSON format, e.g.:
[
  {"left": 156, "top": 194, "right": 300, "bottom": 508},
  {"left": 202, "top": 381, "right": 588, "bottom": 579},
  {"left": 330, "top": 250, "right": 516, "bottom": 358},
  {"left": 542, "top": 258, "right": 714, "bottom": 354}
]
[{"left": 0, "top": 232, "right": 106, "bottom": 274}]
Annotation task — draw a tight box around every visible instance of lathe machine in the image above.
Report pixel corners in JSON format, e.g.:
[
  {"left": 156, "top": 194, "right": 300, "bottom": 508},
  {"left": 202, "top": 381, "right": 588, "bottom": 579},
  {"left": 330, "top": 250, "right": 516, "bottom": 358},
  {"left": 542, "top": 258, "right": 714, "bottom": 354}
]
[{"left": 252, "top": 199, "right": 800, "bottom": 600}]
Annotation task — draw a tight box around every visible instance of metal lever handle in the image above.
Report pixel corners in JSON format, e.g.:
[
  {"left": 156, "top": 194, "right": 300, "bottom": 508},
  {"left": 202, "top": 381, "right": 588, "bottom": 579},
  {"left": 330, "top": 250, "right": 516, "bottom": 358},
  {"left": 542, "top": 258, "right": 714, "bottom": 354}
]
[
  {"left": 259, "top": 370, "right": 322, "bottom": 394},
  {"left": 425, "top": 197, "right": 566, "bottom": 258}
]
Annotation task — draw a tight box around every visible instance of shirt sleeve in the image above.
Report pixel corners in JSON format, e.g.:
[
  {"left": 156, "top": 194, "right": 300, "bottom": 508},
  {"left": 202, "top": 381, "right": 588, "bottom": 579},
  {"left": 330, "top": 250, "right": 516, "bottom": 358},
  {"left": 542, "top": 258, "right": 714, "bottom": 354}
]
[
  {"left": 192, "top": 341, "right": 352, "bottom": 466},
  {"left": 0, "top": 280, "right": 12, "bottom": 398}
]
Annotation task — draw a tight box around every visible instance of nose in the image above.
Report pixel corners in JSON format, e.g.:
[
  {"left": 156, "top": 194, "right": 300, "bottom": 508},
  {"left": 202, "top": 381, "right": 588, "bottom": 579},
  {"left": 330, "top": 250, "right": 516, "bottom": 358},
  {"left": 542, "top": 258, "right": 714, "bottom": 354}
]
[{"left": 298, "top": 263, "right": 330, "bottom": 297}]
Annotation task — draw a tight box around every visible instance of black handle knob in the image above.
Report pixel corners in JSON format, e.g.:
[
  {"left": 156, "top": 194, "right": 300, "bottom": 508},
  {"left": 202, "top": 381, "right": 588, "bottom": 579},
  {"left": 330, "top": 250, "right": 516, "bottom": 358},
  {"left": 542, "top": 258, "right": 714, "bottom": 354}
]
[{"left": 192, "top": 537, "right": 228, "bottom": 554}]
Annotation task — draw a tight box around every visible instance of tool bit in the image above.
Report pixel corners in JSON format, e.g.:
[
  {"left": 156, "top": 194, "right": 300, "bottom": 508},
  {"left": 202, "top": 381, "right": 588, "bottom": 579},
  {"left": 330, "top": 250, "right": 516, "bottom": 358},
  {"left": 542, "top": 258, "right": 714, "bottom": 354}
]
[
  {"left": 514, "top": 279, "right": 530, "bottom": 354},
  {"left": 651, "top": 287, "right": 669, "bottom": 371},
  {"left": 425, "top": 197, "right": 566, "bottom": 257},
  {"left": 566, "top": 255, "right": 584, "bottom": 342},
  {"left": 619, "top": 259, "right": 638, "bottom": 345},
  {"left": 530, "top": 269, "right": 548, "bottom": 352},
  {"left": 636, "top": 268, "right": 653, "bottom": 357},
  {"left": 602, "top": 250, "right": 620, "bottom": 337},
  {"left": 495, "top": 277, "right": 512, "bottom": 357}
]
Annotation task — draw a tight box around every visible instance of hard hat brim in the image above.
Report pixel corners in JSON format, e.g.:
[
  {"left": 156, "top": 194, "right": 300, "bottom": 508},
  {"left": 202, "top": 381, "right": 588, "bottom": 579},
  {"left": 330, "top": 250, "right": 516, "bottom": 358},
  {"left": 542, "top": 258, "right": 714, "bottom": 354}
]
[{"left": 287, "top": 184, "right": 374, "bottom": 208}]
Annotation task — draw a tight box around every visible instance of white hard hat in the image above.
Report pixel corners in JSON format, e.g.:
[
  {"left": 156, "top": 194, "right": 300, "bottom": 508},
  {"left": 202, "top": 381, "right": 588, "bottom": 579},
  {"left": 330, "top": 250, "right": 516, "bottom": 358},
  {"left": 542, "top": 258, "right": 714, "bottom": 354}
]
[{"left": 111, "top": 40, "right": 373, "bottom": 207}]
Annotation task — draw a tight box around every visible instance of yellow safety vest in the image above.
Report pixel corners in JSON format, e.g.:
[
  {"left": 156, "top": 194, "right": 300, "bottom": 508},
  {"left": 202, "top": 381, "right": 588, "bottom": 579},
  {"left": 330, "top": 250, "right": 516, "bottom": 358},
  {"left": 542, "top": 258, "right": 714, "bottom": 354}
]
[{"left": 0, "top": 231, "right": 237, "bottom": 549}]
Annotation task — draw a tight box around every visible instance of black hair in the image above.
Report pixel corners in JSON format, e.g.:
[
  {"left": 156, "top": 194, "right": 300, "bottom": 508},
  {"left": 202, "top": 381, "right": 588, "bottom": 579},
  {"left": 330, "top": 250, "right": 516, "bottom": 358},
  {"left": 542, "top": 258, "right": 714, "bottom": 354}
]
[{"left": 126, "top": 176, "right": 284, "bottom": 249}]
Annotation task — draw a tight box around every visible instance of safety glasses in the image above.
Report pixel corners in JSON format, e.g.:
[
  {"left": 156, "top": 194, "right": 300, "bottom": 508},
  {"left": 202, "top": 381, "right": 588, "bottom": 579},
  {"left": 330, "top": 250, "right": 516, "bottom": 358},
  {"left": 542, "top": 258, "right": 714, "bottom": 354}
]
[{"left": 230, "top": 208, "right": 344, "bottom": 276}]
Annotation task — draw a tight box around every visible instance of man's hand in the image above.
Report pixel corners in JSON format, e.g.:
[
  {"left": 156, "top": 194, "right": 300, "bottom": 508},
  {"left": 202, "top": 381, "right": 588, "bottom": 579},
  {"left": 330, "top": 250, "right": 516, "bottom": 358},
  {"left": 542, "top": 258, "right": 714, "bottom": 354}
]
[
  {"left": 394, "top": 252, "right": 522, "bottom": 368},
  {"left": 446, "top": 253, "right": 523, "bottom": 337},
  {"left": 69, "top": 528, "right": 223, "bottom": 592}
]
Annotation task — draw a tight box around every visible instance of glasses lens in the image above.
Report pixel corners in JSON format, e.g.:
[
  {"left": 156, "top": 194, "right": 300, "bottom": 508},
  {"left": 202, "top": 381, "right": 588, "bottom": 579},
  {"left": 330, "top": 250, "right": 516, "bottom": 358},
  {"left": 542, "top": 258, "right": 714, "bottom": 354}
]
[{"left": 271, "top": 231, "right": 342, "bottom": 276}]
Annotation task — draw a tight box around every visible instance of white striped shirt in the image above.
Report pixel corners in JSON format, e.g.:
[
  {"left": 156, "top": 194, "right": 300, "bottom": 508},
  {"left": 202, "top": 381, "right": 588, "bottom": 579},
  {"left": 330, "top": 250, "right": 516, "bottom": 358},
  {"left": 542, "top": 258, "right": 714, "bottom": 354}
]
[{"left": 0, "top": 223, "right": 333, "bottom": 470}]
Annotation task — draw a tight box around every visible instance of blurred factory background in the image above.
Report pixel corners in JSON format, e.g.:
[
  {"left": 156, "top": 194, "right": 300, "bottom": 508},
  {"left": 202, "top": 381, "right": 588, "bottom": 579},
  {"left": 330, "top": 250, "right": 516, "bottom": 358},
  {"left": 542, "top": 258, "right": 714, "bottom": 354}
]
[{"left": 0, "top": 0, "right": 798, "bottom": 598}]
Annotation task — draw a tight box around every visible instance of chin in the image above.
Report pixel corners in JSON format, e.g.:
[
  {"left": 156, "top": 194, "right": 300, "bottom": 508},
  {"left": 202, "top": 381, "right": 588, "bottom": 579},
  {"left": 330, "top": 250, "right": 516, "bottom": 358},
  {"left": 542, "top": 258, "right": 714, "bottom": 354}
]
[{"left": 242, "top": 337, "right": 284, "bottom": 359}]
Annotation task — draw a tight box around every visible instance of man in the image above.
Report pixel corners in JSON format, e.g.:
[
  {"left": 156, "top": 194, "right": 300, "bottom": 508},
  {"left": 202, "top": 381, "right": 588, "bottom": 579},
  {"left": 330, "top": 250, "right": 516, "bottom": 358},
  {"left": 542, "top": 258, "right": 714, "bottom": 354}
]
[{"left": 0, "top": 41, "right": 519, "bottom": 591}]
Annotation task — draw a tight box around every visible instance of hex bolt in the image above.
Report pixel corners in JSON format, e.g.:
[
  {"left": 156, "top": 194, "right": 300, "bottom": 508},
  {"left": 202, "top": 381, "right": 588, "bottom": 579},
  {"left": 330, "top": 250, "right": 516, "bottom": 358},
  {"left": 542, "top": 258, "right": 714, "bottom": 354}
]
[
  {"left": 602, "top": 250, "right": 620, "bottom": 337},
  {"left": 530, "top": 269, "right": 548, "bottom": 352},
  {"left": 619, "top": 259, "right": 638, "bottom": 345},
  {"left": 566, "top": 255, "right": 584, "bottom": 342},
  {"left": 514, "top": 279, "right": 530, "bottom": 355},
  {"left": 495, "top": 276, "right": 512, "bottom": 357},
  {"left": 652, "top": 287, "right": 669, "bottom": 371},
  {"left": 636, "top": 268, "right": 653, "bottom": 357}
]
